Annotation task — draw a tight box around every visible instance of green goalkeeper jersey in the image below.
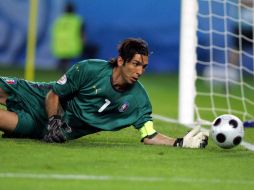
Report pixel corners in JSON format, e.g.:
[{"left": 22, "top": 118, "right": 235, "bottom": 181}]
[{"left": 53, "top": 59, "right": 152, "bottom": 132}]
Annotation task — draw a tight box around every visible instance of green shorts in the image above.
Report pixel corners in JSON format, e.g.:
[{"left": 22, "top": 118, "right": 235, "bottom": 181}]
[{"left": 8, "top": 109, "right": 47, "bottom": 139}]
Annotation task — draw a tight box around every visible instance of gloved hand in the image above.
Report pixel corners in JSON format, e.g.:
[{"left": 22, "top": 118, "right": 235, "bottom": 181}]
[
  {"left": 43, "top": 115, "right": 72, "bottom": 143},
  {"left": 173, "top": 126, "right": 209, "bottom": 148}
]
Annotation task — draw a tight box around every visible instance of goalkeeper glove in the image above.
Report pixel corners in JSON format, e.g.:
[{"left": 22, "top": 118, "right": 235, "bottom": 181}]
[
  {"left": 173, "top": 126, "right": 209, "bottom": 148},
  {"left": 43, "top": 115, "right": 72, "bottom": 143}
]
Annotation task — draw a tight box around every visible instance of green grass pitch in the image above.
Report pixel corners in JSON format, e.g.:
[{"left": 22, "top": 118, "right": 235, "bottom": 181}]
[{"left": 0, "top": 68, "right": 254, "bottom": 190}]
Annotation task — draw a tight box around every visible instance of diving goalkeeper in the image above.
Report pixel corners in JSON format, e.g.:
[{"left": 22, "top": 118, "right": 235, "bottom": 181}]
[{"left": 0, "top": 38, "right": 208, "bottom": 148}]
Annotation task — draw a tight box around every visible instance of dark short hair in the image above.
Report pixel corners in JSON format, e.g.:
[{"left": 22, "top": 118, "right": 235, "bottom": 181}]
[{"left": 110, "top": 38, "right": 149, "bottom": 66}]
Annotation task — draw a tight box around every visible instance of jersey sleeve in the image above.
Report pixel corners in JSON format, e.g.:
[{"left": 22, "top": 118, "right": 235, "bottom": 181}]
[
  {"left": 132, "top": 90, "right": 153, "bottom": 129},
  {"left": 52, "top": 62, "right": 88, "bottom": 97}
]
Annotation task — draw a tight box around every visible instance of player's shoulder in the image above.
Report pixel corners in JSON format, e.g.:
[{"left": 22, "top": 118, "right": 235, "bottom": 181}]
[
  {"left": 135, "top": 81, "right": 146, "bottom": 91},
  {"left": 78, "top": 59, "right": 108, "bottom": 65},
  {"left": 77, "top": 59, "right": 111, "bottom": 71},
  {"left": 133, "top": 81, "right": 150, "bottom": 98},
  {"left": 131, "top": 81, "right": 152, "bottom": 108}
]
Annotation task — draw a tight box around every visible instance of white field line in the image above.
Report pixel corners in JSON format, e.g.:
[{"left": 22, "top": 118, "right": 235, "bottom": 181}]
[
  {"left": 152, "top": 114, "right": 254, "bottom": 152},
  {"left": 170, "top": 176, "right": 254, "bottom": 185},
  {"left": 0, "top": 173, "right": 254, "bottom": 185},
  {"left": 0, "top": 173, "right": 163, "bottom": 182}
]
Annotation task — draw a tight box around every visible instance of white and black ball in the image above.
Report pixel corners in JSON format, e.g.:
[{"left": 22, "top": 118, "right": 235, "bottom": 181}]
[{"left": 210, "top": 114, "right": 244, "bottom": 149}]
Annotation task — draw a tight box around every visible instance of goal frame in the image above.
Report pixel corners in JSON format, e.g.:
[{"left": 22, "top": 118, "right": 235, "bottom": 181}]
[{"left": 178, "top": 0, "right": 198, "bottom": 125}]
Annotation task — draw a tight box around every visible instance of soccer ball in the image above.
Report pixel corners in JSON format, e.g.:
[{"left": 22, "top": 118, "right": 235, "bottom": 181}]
[{"left": 210, "top": 114, "right": 244, "bottom": 149}]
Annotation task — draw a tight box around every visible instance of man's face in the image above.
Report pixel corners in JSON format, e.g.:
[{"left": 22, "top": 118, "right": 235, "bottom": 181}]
[{"left": 118, "top": 54, "right": 148, "bottom": 84}]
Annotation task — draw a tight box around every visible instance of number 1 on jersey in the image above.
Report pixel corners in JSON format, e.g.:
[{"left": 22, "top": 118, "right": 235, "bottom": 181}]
[{"left": 98, "top": 99, "right": 111, "bottom": 112}]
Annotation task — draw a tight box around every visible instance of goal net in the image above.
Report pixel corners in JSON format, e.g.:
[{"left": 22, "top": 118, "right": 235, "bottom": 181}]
[{"left": 179, "top": 0, "right": 254, "bottom": 126}]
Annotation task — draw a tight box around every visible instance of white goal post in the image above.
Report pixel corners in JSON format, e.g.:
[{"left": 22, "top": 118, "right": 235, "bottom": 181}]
[
  {"left": 178, "top": 0, "right": 198, "bottom": 125},
  {"left": 178, "top": 0, "right": 254, "bottom": 126}
]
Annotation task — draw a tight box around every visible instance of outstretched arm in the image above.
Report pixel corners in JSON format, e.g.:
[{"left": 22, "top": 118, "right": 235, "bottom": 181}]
[
  {"left": 139, "top": 121, "right": 209, "bottom": 148},
  {"left": 143, "top": 133, "right": 176, "bottom": 146}
]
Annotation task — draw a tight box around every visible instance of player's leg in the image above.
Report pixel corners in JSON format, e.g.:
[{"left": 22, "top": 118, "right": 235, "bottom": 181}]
[{"left": 0, "top": 109, "right": 18, "bottom": 134}]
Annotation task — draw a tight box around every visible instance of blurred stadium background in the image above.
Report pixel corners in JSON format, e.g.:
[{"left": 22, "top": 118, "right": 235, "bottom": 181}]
[
  {"left": 0, "top": 0, "right": 181, "bottom": 72},
  {"left": 0, "top": 0, "right": 250, "bottom": 75},
  {"left": 0, "top": 0, "right": 247, "bottom": 73}
]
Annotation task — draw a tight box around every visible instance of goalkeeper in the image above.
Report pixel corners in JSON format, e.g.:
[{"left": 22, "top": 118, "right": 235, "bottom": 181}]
[{"left": 0, "top": 38, "right": 208, "bottom": 148}]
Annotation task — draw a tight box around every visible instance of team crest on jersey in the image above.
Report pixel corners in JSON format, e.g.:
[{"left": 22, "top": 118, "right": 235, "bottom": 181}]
[
  {"left": 57, "top": 74, "right": 67, "bottom": 85},
  {"left": 118, "top": 102, "right": 129, "bottom": 112},
  {"left": 5, "top": 79, "right": 16, "bottom": 85}
]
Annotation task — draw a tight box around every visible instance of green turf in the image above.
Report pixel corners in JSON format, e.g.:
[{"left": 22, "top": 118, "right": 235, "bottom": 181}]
[{"left": 0, "top": 68, "right": 254, "bottom": 190}]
